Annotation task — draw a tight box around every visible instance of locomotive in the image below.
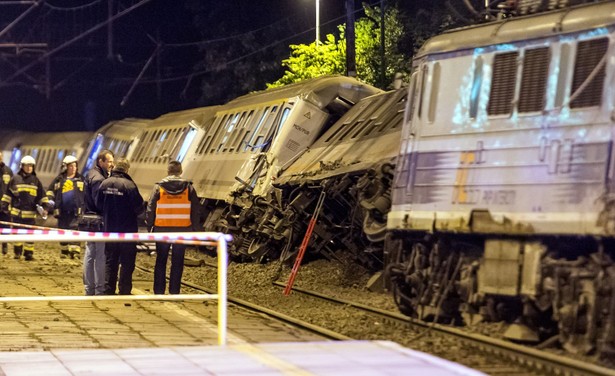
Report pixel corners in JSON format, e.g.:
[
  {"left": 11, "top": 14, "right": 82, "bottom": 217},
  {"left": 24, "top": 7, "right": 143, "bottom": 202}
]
[{"left": 386, "top": 0, "right": 615, "bottom": 357}]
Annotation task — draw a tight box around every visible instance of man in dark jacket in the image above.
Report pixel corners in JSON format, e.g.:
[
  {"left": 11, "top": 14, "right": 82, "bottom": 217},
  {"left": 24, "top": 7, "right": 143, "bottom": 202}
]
[
  {"left": 48, "top": 155, "right": 86, "bottom": 259},
  {"left": 146, "top": 160, "right": 200, "bottom": 294},
  {"left": 1, "top": 155, "right": 52, "bottom": 260},
  {"left": 0, "top": 153, "right": 13, "bottom": 256},
  {"left": 97, "top": 158, "right": 144, "bottom": 295},
  {"left": 82, "top": 149, "right": 114, "bottom": 296}
]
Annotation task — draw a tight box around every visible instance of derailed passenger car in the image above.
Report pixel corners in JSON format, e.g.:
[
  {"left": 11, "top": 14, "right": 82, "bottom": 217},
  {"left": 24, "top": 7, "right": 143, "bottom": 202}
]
[{"left": 181, "top": 75, "right": 380, "bottom": 259}]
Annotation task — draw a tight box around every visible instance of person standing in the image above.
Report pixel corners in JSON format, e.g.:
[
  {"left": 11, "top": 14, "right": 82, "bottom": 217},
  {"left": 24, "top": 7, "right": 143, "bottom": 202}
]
[
  {"left": 48, "top": 155, "right": 85, "bottom": 259},
  {"left": 1, "top": 156, "right": 52, "bottom": 261},
  {"left": 96, "top": 158, "right": 143, "bottom": 295},
  {"left": 82, "top": 149, "right": 114, "bottom": 295},
  {"left": 0, "top": 153, "right": 13, "bottom": 256},
  {"left": 146, "top": 160, "right": 200, "bottom": 294}
]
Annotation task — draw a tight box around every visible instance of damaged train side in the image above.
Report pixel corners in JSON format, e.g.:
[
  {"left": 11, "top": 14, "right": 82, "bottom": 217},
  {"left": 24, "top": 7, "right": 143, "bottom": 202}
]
[{"left": 386, "top": 1, "right": 615, "bottom": 357}]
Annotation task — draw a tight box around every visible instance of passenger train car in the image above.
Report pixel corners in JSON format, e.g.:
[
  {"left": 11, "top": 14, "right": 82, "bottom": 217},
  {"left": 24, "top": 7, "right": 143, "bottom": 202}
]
[
  {"left": 180, "top": 75, "right": 380, "bottom": 256},
  {"left": 386, "top": 1, "right": 615, "bottom": 357},
  {"left": 129, "top": 107, "right": 219, "bottom": 195},
  {"left": 6, "top": 131, "right": 93, "bottom": 187}
]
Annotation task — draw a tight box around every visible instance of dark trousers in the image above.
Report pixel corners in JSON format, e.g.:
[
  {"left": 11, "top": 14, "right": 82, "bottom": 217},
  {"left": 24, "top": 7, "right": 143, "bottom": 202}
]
[
  {"left": 105, "top": 242, "right": 137, "bottom": 295},
  {"left": 154, "top": 243, "right": 186, "bottom": 294},
  {"left": 58, "top": 214, "right": 80, "bottom": 255},
  {"left": 12, "top": 217, "right": 35, "bottom": 256}
]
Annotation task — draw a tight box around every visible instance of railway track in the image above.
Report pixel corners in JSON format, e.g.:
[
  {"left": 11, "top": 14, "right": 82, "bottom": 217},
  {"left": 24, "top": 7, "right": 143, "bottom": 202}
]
[{"left": 165, "top": 257, "right": 615, "bottom": 376}]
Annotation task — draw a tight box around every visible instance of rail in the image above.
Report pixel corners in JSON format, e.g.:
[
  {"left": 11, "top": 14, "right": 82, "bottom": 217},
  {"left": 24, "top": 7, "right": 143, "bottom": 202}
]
[{"left": 0, "top": 226, "right": 231, "bottom": 346}]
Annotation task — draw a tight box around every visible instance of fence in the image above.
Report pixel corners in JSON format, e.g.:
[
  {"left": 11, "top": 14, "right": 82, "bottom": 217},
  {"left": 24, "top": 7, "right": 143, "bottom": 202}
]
[{"left": 0, "top": 226, "right": 231, "bottom": 345}]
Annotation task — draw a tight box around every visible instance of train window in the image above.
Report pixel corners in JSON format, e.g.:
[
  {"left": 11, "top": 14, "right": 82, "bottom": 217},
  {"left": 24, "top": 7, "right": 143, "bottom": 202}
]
[
  {"left": 570, "top": 37, "right": 608, "bottom": 109},
  {"left": 134, "top": 130, "right": 151, "bottom": 162},
  {"left": 470, "top": 56, "right": 483, "bottom": 119},
  {"left": 195, "top": 116, "right": 221, "bottom": 155},
  {"left": 518, "top": 47, "right": 550, "bottom": 113},
  {"left": 157, "top": 128, "right": 177, "bottom": 163},
  {"left": 231, "top": 110, "right": 254, "bottom": 152},
  {"left": 428, "top": 62, "right": 441, "bottom": 123},
  {"left": 145, "top": 130, "right": 161, "bottom": 162},
  {"left": 245, "top": 107, "right": 271, "bottom": 150},
  {"left": 417, "top": 65, "right": 428, "bottom": 119},
  {"left": 176, "top": 126, "right": 198, "bottom": 162},
  {"left": 555, "top": 44, "right": 570, "bottom": 109},
  {"left": 487, "top": 51, "right": 518, "bottom": 116},
  {"left": 210, "top": 115, "right": 232, "bottom": 153},
  {"left": 375, "top": 91, "right": 407, "bottom": 133},
  {"left": 350, "top": 96, "right": 389, "bottom": 139},
  {"left": 152, "top": 130, "right": 169, "bottom": 162}
]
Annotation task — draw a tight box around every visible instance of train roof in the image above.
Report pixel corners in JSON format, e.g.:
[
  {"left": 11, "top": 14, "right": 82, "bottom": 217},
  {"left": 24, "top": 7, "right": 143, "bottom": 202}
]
[
  {"left": 17, "top": 131, "right": 92, "bottom": 146},
  {"left": 96, "top": 118, "right": 150, "bottom": 139},
  {"left": 221, "top": 75, "right": 381, "bottom": 111},
  {"left": 417, "top": 1, "right": 615, "bottom": 58},
  {"left": 149, "top": 106, "right": 220, "bottom": 128}
]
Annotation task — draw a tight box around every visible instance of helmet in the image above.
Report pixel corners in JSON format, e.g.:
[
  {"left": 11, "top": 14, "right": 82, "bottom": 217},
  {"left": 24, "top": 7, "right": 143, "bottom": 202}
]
[
  {"left": 62, "top": 155, "right": 78, "bottom": 165},
  {"left": 20, "top": 155, "right": 36, "bottom": 166}
]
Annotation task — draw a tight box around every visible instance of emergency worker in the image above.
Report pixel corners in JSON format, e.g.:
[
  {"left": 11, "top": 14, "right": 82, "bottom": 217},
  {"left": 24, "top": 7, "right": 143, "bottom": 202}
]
[
  {"left": 96, "top": 158, "right": 143, "bottom": 295},
  {"left": 0, "top": 153, "right": 13, "bottom": 255},
  {"left": 146, "top": 160, "right": 200, "bottom": 294},
  {"left": 82, "top": 149, "right": 114, "bottom": 296},
  {"left": 1, "top": 156, "right": 52, "bottom": 260},
  {"left": 48, "top": 155, "right": 85, "bottom": 259}
]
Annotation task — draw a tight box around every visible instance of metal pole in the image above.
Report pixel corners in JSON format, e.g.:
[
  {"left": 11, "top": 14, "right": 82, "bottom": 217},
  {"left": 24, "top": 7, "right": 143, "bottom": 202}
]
[{"left": 316, "top": 0, "right": 320, "bottom": 46}]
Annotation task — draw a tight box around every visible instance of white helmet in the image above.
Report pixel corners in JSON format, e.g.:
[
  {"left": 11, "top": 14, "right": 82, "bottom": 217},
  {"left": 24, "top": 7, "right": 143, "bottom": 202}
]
[
  {"left": 20, "top": 155, "right": 36, "bottom": 166},
  {"left": 62, "top": 155, "right": 78, "bottom": 165}
]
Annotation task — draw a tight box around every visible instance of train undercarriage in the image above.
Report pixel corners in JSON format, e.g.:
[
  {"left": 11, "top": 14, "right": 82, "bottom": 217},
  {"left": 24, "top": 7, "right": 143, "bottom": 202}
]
[
  {"left": 385, "top": 232, "right": 615, "bottom": 359},
  {"left": 201, "top": 165, "right": 394, "bottom": 270}
]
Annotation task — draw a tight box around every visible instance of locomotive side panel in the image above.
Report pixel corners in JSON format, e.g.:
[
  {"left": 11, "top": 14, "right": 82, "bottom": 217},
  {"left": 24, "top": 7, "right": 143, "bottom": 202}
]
[{"left": 391, "top": 27, "right": 614, "bottom": 237}]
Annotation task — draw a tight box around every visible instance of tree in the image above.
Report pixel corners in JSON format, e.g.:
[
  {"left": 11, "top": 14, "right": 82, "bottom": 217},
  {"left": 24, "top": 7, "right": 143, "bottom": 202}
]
[{"left": 267, "top": 4, "right": 409, "bottom": 89}]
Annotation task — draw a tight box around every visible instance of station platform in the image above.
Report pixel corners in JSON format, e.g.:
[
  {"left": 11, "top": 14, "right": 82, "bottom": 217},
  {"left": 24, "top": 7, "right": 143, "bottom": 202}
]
[{"left": 0, "top": 340, "right": 484, "bottom": 376}]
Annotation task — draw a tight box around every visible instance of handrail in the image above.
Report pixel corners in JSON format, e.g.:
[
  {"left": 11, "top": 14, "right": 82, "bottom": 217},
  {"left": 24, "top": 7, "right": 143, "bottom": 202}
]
[{"left": 0, "top": 226, "right": 231, "bottom": 346}]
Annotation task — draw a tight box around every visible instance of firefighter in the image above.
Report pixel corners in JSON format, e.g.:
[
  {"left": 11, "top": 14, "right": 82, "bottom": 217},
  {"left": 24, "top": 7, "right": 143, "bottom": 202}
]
[
  {"left": 146, "top": 160, "right": 200, "bottom": 294},
  {"left": 1, "top": 155, "right": 52, "bottom": 260},
  {"left": 0, "top": 153, "right": 13, "bottom": 255},
  {"left": 47, "top": 155, "right": 86, "bottom": 259}
]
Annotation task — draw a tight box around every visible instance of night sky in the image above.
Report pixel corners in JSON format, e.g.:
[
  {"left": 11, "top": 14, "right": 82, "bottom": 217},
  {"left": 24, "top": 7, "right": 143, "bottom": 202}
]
[{"left": 0, "top": 0, "right": 348, "bottom": 132}]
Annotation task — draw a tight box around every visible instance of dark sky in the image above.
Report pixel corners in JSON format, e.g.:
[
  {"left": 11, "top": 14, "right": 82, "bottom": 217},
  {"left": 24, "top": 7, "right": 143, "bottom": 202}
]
[{"left": 0, "top": 0, "right": 348, "bottom": 132}]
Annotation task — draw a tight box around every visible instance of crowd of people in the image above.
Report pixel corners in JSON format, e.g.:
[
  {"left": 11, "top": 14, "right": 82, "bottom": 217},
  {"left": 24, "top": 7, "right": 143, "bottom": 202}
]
[{"left": 0, "top": 151, "right": 199, "bottom": 296}]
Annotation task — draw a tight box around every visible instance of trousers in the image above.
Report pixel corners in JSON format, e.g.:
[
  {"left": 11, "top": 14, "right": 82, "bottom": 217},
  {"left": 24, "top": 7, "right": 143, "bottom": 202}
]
[{"left": 83, "top": 241, "right": 106, "bottom": 295}]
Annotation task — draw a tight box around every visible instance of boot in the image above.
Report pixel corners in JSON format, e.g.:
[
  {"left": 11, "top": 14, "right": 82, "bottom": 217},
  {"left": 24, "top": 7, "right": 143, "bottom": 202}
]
[
  {"left": 24, "top": 251, "right": 34, "bottom": 261},
  {"left": 60, "top": 250, "right": 69, "bottom": 259},
  {"left": 14, "top": 245, "right": 22, "bottom": 259},
  {"left": 69, "top": 245, "right": 81, "bottom": 259},
  {"left": 1, "top": 243, "right": 7, "bottom": 255}
]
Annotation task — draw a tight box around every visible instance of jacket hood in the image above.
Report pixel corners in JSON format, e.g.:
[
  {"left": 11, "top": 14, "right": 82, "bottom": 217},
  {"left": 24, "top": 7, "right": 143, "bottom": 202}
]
[{"left": 158, "top": 175, "right": 191, "bottom": 195}]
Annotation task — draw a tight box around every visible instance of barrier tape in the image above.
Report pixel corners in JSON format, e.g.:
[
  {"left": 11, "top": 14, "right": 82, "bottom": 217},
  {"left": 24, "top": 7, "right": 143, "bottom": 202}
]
[{"left": 0, "top": 221, "right": 231, "bottom": 246}]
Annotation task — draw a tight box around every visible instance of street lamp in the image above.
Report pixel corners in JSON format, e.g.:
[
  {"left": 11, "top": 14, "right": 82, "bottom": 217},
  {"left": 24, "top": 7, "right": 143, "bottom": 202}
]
[{"left": 315, "top": 0, "right": 320, "bottom": 46}]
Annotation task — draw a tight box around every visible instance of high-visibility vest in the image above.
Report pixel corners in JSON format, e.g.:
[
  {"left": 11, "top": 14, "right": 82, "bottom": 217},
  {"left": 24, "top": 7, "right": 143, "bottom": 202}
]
[{"left": 154, "top": 187, "right": 191, "bottom": 227}]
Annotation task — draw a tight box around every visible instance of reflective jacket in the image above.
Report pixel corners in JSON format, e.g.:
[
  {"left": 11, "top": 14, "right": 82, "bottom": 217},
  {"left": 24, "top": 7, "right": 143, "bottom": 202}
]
[
  {"left": 47, "top": 172, "right": 86, "bottom": 219},
  {"left": 146, "top": 176, "right": 200, "bottom": 232},
  {"left": 1, "top": 169, "right": 51, "bottom": 220}
]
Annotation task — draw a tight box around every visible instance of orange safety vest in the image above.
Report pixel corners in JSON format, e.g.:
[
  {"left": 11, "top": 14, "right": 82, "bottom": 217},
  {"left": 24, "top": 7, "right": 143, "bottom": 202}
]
[{"left": 154, "top": 187, "right": 192, "bottom": 227}]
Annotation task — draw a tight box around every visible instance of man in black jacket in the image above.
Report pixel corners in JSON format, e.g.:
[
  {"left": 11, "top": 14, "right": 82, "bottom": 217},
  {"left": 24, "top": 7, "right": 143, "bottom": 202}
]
[
  {"left": 96, "top": 158, "right": 143, "bottom": 295},
  {"left": 146, "top": 160, "right": 200, "bottom": 294},
  {"left": 83, "top": 149, "right": 114, "bottom": 296},
  {"left": 0, "top": 153, "right": 13, "bottom": 256}
]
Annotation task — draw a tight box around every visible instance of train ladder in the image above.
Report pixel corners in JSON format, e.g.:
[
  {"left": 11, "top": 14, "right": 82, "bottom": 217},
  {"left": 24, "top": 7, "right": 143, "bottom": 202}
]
[{"left": 283, "top": 190, "right": 327, "bottom": 296}]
